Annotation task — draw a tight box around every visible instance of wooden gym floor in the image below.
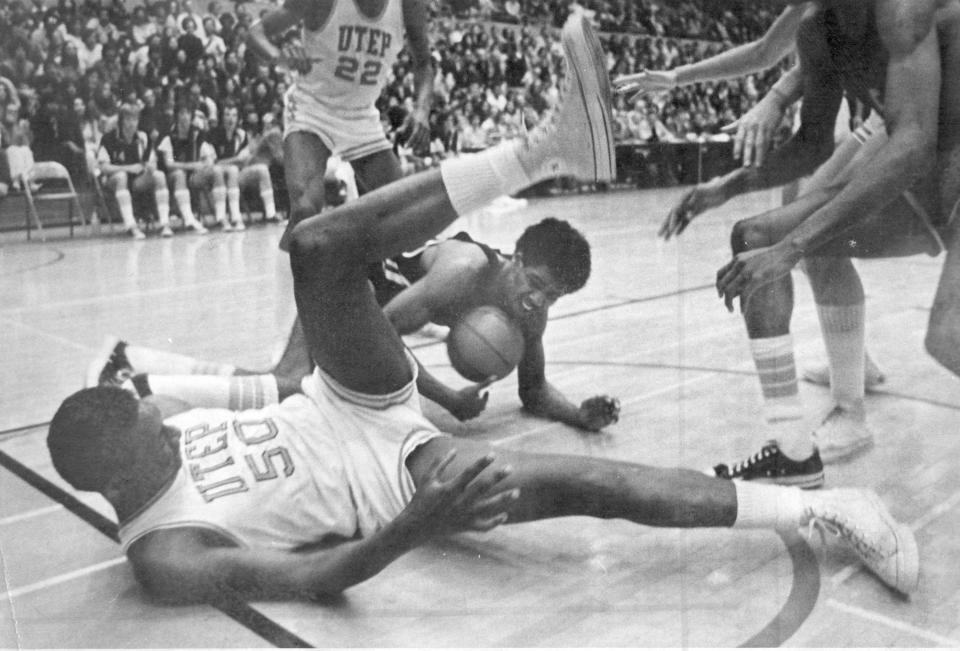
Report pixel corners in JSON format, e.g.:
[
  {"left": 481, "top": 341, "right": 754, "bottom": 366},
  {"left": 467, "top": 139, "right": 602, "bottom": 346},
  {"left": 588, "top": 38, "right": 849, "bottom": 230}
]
[{"left": 1, "top": 186, "right": 958, "bottom": 647}]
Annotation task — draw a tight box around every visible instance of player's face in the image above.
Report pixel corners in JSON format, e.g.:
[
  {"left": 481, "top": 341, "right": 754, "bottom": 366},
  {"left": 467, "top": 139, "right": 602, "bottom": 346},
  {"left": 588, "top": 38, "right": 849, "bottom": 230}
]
[{"left": 509, "top": 261, "right": 565, "bottom": 317}]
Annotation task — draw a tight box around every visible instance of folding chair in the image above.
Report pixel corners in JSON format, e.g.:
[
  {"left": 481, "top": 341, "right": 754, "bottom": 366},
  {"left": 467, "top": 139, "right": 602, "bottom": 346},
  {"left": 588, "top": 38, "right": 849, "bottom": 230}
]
[{"left": 23, "top": 161, "right": 88, "bottom": 241}]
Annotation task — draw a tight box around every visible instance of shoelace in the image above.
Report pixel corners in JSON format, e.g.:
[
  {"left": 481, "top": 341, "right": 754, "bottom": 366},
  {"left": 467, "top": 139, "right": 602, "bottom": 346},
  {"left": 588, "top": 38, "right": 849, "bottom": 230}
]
[
  {"left": 730, "top": 445, "right": 773, "bottom": 475},
  {"left": 806, "top": 510, "right": 884, "bottom": 562}
]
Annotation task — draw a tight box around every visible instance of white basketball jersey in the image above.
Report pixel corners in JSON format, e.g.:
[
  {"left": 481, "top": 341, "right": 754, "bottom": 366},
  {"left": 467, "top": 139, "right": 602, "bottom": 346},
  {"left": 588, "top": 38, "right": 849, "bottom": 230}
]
[
  {"left": 119, "top": 397, "right": 360, "bottom": 552},
  {"left": 297, "top": 0, "right": 404, "bottom": 114}
]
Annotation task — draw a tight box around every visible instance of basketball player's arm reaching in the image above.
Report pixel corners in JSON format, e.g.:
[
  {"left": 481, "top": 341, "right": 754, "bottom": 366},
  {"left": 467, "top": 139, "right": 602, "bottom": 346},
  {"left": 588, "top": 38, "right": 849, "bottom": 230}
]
[
  {"left": 517, "top": 336, "right": 620, "bottom": 432},
  {"left": 615, "top": 4, "right": 804, "bottom": 93},
  {"left": 126, "top": 453, "right": 515, "bottom": 602},
  {"left": 400, "top": 0, "right": 435, "bottom": 153},
  {"left": 717, "top": 0, "right": 940, "bottom": 308}
]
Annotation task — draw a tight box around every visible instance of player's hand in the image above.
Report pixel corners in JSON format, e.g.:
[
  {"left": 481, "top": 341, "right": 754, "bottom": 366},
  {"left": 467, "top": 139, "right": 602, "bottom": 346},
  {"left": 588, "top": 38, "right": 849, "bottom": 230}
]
[
  {"left": 279, "top": 40, "right": 313, "bottom": 75},
  {"left": 577, "top": 395, "right": 620, "bottom": 432},
  {"left": 449, "top": 377, "right": 495, "bottom": 422},
  {"left": 128, "top": 163, "right": 145, "bottom": 175},
  {"left": 720, "top": 94, "right": 785, "bottom": 168},
  {"left": 660, "top": 178, "right": 727, "bottom": 240},
  {"left": 715, "top": 243, "right": 802, "bottom": 313},
  {"left": 401, "top": 108, "right": 431, "bottom": 155},
  {"left": 403, "top": 450, "right": 518, "bottom": 540},
  {"left": 614, "top": 69, "right": 678, "bottom": 101}
]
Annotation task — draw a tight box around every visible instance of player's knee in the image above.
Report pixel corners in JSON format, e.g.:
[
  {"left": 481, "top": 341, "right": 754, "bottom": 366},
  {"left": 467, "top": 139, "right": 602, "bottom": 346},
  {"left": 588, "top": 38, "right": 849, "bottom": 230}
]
[
  {"left": 152, "top": 171, "right": 166, "bottom": 188},
  {"left": 730, "top": 219, "right": 772, "bottom": 255}
]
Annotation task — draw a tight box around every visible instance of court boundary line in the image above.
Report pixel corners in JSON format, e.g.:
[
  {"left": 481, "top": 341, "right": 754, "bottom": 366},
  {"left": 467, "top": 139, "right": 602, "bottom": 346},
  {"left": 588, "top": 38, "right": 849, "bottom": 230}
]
[
  {"left": 0, "top": 446, "right": 314, "bottom": 648},
  {"left": 825, "top": 599, "right": 960, "bottom": 647}
]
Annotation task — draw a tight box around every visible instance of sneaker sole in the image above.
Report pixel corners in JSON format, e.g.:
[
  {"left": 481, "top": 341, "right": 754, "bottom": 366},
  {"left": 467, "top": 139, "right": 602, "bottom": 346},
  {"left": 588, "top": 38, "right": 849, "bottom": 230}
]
[
  {"left": 748, "top": 472, "right": 825, "bottom": 490},
  {"left": 816, "top": 436, "right": 874, "bottom": 464},
  {"left": 561, "top": 13, "right": 615, "bottom": 183},
  {"left": 704, "top": 467, "right": 825, "bottom": 489},
  {"left": 85, "top": 335, "right": 121, "bottom": 388}
]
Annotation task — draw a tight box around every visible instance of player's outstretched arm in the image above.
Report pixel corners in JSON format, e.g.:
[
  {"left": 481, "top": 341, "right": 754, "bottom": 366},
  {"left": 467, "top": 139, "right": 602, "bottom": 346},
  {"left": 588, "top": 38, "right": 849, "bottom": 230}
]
[
  {"left": 126, "top": 453, "right": 515, "bottom": 601},
  {"left": 517, "top": 338, "right": 619, "bottom": 432},
  {"left": 615, "top": 3, "right": 805, "bottom": 94}
]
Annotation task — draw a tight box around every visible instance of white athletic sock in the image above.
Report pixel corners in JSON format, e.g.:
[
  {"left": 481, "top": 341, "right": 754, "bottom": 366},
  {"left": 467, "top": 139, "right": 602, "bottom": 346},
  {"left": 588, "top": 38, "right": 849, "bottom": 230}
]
[
  {"left": 749, "top": 335, "right": 813, "bottom": 459},
  {"left": 212, "top": 186, "right": 227, "bottom": 224},
  {"left": 227, "top": 186, "right": 242, "bottom": 223},
  {"left": 125, "top": 343, "right": 236, "bottom": 376},
  {"left": 440, "top": 140, "right": 535, "bottom": 217},
  {"left": 732, "top": 482, "right": 806, "bottom": 531},
  {"left": 115, "top": 189, "right": 136, "bottom": 230},
  {"left": 175, "top": 189, "right": 196, "bottom": 223},
  {"left": 155, "top": 189, "right": 171, "bottom": 226},
  {"left": 260, "top": 188, "right": 277, "bottom": 220},
  {"left": 146, "top": 374, "right": 279, "bottom": 410},
  {"left": 816, "top": 303, "right": 866, "bottom": 411}
]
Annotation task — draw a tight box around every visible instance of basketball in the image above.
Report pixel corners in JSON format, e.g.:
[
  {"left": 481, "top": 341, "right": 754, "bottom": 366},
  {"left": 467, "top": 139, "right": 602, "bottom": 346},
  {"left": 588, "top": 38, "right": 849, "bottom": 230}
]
[{"left": 447, "top": 306, "right": 525, "bottom": 382}]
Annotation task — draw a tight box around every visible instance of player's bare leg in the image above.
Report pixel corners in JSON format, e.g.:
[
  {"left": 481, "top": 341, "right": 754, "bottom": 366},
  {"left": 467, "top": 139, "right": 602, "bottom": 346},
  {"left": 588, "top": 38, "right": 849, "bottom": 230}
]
[{"left": 405, "top": 435, "right": 918, "bottom": 595}]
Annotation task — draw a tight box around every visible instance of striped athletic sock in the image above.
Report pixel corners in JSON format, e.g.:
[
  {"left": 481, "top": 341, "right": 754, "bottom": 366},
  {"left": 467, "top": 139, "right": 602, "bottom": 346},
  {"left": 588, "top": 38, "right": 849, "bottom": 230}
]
[
  {"left": 749, "top": 335, "right": 813, "bottom": 459},
  {"left": 144, "top": 374, "right": 279, "bottom": 410}
]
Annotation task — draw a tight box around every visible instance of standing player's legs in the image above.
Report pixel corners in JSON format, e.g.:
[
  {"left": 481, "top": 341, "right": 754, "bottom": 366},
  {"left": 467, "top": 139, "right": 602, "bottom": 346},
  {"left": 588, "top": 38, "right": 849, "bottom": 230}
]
[
  {"left": 718, "top": 182, "right": 946, "bottom": 481},
  {"left": 351, "top": 147, "right": 407, "bottom": 300},
  {"left": 801, "top": 121, "right": 888, "bottom": 395},
  {"left": 282, "top": 130, "right": 332, "bottom": 247}
]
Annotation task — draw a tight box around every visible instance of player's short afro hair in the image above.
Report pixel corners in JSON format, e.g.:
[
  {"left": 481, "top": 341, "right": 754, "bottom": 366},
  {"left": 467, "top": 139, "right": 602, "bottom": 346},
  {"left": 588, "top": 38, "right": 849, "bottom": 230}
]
[
  {"left": 515, "top": 217, "right": 591, "bottom": 293},
  {"left": 47, "top": 386, "right": 139, "bottom": 491}
]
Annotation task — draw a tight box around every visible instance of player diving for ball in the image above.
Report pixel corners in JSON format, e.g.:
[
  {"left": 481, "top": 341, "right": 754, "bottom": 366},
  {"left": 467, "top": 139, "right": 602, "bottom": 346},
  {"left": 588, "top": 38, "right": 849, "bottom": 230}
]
[{"left": 88, "top": 218, "right": 621, "bottom": 432}]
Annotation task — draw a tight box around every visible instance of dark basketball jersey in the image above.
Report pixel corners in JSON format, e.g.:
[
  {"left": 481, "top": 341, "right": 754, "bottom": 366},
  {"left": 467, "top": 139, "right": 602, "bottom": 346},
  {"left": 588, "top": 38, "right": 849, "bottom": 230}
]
[
  {"left": 157, "top": 126, "right": 209, "bottom": 164},
  {"left": 207, "top": 126, "right": 250, "bottom": 160},
  {"left": 97, "top": 129, "right": 153, "bottom": 166}
]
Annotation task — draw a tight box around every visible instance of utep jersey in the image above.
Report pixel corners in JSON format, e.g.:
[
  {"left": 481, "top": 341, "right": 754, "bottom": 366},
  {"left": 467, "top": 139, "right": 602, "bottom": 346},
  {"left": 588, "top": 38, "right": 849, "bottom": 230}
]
[
  {"left": 119, "top": 396, "right": 358, "bottom": 552},
  {"left": 296, "top": 0, "right": 404, "bottom": 113}
]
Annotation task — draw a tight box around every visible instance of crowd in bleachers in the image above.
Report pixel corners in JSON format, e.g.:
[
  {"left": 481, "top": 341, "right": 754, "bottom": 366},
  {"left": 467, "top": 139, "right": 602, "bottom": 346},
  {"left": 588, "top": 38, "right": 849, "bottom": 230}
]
[{"left": 0, "top": 0, "right": 788, "bottom": 207}]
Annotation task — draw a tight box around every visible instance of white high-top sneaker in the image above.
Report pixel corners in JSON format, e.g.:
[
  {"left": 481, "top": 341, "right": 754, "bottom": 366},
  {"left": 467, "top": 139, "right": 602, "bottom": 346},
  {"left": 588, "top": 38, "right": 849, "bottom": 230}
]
[
  {"left": 806, "top": 488, "right": 919, "bottom": 595},
  {"left": 812, "top": 404, "right": 874, "bottom": 463},
  {"left": 518, "top": 12, "right": 615, "bottom": 184}
]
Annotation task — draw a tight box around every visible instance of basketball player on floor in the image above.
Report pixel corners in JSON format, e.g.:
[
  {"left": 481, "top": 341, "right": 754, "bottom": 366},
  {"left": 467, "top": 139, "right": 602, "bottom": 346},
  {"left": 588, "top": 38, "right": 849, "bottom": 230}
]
[
  {"left": 614, "top": 3, "right": 893, "bottom": 479},
  {"left": 246, "top": 0, "right": 436, "bottom": 381},
  {"left": 88, "top": 219, "right": 621, "bottom": 431},
  {"left": 48, "top": 16, "right": 917, "bottom": 600},
  {"left": 659, "top": 0, "right": 960, "bottom": 487}
]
